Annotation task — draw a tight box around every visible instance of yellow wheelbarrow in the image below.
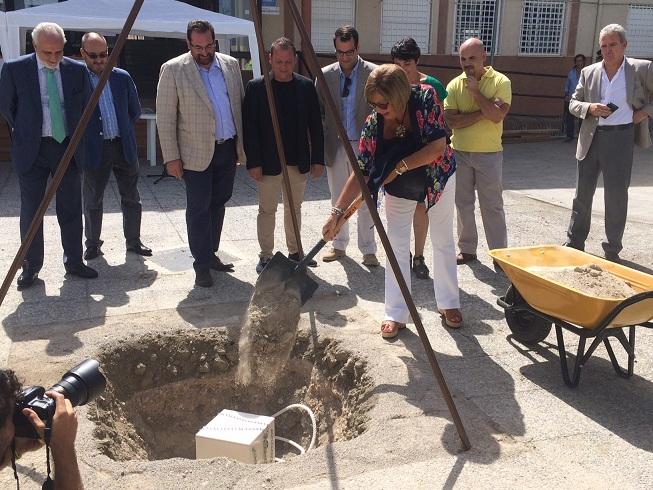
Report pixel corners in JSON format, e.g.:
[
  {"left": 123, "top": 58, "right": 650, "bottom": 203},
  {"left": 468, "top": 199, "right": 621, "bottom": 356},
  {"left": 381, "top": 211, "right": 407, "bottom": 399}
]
[{"left": 490, "top": 245, "right": 653, "bottom": 387}]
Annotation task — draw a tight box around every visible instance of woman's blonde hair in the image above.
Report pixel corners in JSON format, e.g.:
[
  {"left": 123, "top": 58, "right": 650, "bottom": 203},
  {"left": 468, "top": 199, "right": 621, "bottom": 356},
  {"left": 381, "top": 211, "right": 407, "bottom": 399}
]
[{"left": 364, "top": 64, "right": 411, "bottom": 116}]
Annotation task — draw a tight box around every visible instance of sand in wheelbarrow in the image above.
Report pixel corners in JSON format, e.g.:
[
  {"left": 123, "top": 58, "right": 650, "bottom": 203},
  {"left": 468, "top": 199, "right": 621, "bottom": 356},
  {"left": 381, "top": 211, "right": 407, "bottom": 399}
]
[
  {"left": 237, "top": 282, "right": 301, "bottom": 388},
  {"left": 527, "top": 263, "right": 637, "bottom": 299}
]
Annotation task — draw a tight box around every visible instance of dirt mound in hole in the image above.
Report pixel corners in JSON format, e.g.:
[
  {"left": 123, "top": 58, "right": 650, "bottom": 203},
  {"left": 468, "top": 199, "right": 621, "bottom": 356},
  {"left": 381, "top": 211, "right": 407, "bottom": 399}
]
[{"left": 88, "top": 328, "right": 373, "bottom": 462}]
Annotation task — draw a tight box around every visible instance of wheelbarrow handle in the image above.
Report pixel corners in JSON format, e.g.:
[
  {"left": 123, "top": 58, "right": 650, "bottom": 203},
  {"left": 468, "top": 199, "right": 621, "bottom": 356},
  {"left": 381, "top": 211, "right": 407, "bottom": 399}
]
[{"left": 296, "top": 196, "right": 365, "bottom": 268}]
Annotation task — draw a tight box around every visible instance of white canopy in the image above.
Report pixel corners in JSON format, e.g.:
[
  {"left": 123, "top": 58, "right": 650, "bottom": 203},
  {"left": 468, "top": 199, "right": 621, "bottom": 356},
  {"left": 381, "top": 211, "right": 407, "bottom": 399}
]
[{"left": 0, "top": 0, "right": 261, "bottom": 77}]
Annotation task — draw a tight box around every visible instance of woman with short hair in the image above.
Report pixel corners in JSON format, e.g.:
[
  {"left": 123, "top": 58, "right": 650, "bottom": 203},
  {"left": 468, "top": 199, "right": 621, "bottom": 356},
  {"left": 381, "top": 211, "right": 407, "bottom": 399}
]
[{"left": 322, "top": 64, "right": 462, "bottom": 339}]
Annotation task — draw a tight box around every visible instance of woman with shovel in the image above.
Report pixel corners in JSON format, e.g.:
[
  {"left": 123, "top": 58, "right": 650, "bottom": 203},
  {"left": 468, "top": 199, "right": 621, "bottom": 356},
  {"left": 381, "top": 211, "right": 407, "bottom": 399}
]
[{"left": 322, "top": 64, "right": 462, "bottom": 339}]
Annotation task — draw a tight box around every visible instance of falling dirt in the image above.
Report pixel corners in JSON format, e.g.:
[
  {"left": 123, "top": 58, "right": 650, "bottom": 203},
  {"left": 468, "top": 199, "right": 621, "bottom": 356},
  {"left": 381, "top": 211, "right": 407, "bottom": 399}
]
[
  {"left": 528, "top": 264, "right": 638, "bottom": 299},
  {"left": 89, "top": 328, "right": 373, "bottom": 462},
  {"left": 237, "top": 283, "right": 301, "bottom": 388}
]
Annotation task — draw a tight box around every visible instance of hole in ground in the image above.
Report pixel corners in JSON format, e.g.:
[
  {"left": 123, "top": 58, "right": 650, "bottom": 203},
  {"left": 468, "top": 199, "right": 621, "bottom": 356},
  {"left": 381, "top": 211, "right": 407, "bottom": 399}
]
[{"left": 89, "top": 328, "right": 373, "bottom": 461}]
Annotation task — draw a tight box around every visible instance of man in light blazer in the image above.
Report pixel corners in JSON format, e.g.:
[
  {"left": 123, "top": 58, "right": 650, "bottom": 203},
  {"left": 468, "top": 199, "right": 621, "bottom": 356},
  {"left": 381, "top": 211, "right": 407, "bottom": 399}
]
[
  {"left": 156, "top": 19, "right": 245, "bottom": 288},
  {"left": 316, "top": 25, "right": 379, "bottom": 267},
  {"left": 566, "top": 24, "right": 653, "bottom": 263},
  {"left": 0, "top": 22, "right": 97, "bottom": 289}
]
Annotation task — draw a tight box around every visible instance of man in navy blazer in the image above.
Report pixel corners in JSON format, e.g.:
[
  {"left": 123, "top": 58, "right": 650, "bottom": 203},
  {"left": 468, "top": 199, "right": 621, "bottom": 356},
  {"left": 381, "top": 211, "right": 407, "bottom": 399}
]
[
  {"left": 0, "top": 22, "right": 97, "bottom": 289},
  {"left": 79, "top": 32, "right": 151, "bottom": 260}
]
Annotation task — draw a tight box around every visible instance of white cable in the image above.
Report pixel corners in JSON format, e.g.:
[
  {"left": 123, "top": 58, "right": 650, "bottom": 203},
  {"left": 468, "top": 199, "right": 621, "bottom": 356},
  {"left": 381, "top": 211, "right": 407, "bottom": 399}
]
[{"left": 272, "top": 403, "right": 317, "bottom": 461}]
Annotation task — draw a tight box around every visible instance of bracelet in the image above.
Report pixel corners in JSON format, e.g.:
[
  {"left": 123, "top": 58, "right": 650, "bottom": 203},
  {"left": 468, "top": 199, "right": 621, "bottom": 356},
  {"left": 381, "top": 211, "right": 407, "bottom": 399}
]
[
  {"left": 331, "top": 206, "right": 344, "bottom": 217},
  {"left": 399, "top": 159, "right": 409, "bottom": 173}
]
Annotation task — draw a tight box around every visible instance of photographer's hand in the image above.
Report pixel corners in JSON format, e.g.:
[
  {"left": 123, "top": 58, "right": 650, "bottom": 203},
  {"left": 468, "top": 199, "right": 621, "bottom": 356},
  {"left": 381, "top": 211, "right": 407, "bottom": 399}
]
[
  {"left": 0, "top": 408, "right": 45, "bottom": 470},
  {"left": 46, "top": 391, "right": 83, "bottom": 490}
]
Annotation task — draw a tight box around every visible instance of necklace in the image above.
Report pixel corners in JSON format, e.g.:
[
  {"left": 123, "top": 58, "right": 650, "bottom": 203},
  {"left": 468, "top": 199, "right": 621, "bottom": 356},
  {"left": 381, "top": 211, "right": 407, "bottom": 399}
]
[{"left": 394, "top": 107, "right": 408, "bottom": 138}]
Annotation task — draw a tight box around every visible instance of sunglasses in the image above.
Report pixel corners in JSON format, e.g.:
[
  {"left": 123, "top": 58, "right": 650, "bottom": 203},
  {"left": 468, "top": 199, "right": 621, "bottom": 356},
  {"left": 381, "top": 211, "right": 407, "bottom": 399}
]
[
  {"left": 83, "top": 49, "right": 108, "bottom": 60},
  {"left": 369, "top": 100, "right": 389, "bottom": 110},
  {"left": 342, "top": 76, "right": 352, "bottom": 97}
]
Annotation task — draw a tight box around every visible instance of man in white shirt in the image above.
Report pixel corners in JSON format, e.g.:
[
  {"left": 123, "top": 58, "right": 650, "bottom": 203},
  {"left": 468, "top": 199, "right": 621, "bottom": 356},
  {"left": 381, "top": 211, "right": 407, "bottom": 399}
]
[{"left": 566, "top": 24, "right": 653, "bottom": 262}]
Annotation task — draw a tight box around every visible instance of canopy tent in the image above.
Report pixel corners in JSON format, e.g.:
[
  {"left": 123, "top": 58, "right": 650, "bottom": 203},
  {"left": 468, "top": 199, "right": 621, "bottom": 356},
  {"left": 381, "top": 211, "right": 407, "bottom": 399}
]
[{"left": 0, "top": 0, "right": 261, "bottom": 77}]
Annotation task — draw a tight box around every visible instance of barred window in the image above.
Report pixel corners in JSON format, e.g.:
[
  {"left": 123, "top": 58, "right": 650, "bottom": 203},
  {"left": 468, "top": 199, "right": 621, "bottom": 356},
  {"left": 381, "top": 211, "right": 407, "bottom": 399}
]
[
  {"left": 311, "top": 0, "right": 355, "bottom": 53},
  {"left": 519, "top": 0, "right": 565, "bottom": 55},
  {"left": 626, "top": 5, "right": 653, "bottom": 57},
  {"left": 381, "top": 0, "right": 431, "bottom": 54},
  {"left": 453, "top": 0, "right": 499, "bottom": 54}
]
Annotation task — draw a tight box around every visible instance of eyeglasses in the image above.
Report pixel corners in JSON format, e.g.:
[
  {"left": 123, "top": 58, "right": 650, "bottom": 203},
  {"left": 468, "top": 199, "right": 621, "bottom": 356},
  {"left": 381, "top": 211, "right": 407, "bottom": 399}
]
[
  {"left": 335, "top": 48, "right": 356, "bottom": 57},
  {"left": 190, "top": 42, "right": 216, "bottom": 53},
  {"left": 342, "top": 76, "right": 352, "bottom": 97},
  {"left": 369, "top": 100, "right": 389, "bottom": 111},
  {"left": 83, "top": 49, "right": 108, "bottom": 60}
]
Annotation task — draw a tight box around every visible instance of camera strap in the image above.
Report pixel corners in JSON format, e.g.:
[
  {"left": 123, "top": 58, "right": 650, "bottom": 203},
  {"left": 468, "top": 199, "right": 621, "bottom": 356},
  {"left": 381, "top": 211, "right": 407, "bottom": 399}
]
[
  {"left": 10, "top": 439, "right": 19, "bottom": 489},
  {"left": 42, "top": 419, "right": 53, "bottom": 490}
]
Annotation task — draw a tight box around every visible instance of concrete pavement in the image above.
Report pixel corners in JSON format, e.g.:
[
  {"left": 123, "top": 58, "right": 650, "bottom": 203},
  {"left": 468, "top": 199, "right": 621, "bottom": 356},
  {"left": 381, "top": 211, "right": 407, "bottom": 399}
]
[{"left": 0, "top": 139, "right": 651, "bottom": 489}]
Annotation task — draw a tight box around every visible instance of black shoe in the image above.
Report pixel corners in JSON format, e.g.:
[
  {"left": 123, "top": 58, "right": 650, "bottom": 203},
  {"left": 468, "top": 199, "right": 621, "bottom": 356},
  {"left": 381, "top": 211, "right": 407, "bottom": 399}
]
[
  {"left": 64, "top": 263, "right": 98, "bottom": 279},
  {"left": 288, "top": 252, "right": 317, "bottom": 267},
  {"left": 127, "top": 241, "right": 153, "bottom": 256},
  {"left": 17, "top": 269, "right": 38, "bottom": 289},
  {"left": 456, "top": 252, "right": 477, "bottom": 265},
  {"left": 605, "top": 251, "right": 621, "bottom": 264},
  {"left": 195, "top": 270, "right": 213, "bottom": 287},
  {"left": 256, "top": 257, "right": 270, "bottom": 274},
  {"left": 563, "top": 241, "right": 584, "bottom": 252},
  {"left": 84, "top": 245, "right": 102, "bottom": 260},
  {"left": 210, "top": 255, "right": 234, "bottom": 271},
  {"left": 411, "top": 254, "right": 429, "bottom": 279}
]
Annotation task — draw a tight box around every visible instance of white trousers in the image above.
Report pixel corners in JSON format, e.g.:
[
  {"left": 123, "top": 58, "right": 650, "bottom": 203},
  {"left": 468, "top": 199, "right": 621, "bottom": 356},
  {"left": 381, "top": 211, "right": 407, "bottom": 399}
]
[
  {"left": 326, "top": 141, "right": 377, "bottom": 254},
  {"left": 384, "top": 174, "right": 459, "bottom": 323}
]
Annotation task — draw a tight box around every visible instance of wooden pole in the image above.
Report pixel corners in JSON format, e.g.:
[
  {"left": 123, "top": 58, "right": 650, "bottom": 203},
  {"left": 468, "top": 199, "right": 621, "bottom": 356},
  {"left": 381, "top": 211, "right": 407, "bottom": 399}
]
[
  {"left": 283, "top": 0, "right": 471, "bottom": 450},
  {"left": 0, "top": 0, "right": 145, "bottom": 307}
]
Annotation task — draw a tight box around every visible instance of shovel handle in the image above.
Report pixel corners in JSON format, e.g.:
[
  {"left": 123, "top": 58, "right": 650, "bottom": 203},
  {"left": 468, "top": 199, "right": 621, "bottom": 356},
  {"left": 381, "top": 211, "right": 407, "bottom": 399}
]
[{"left": 333, "top": 195, "right": 365, "bottom": 237}]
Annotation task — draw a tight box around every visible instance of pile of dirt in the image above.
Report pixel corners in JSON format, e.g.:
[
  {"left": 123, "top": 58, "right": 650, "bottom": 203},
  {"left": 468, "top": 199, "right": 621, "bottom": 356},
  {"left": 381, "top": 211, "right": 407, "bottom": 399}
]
[
  {"left": 528, "top": 264, "right": 637, "bottom": 299},
  {"left": 89, "top": 328, "right": 373, "bottom": 462},
  {"left": 237, "top": 283, "right": 301, "bottom": 387}
]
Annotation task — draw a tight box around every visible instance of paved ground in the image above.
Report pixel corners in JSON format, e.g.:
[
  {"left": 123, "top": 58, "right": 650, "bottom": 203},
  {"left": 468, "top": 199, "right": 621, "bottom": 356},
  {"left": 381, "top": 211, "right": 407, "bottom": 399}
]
[{"left": 0, "top": 139, "right": 651, "bottom": 489}]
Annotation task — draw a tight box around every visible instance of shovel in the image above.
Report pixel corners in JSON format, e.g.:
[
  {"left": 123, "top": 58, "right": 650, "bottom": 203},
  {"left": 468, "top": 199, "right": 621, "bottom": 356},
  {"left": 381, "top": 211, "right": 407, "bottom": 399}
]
[{"left": 255, "top": 196, "right": 365, "bottom": 305}]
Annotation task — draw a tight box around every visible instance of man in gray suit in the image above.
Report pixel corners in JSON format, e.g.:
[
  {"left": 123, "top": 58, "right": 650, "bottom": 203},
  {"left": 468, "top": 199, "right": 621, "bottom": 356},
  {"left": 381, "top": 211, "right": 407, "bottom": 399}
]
[
  {"left": 566, "top": 24, "right": 653, "bottom": 262},
  {"left": 156, "top": 20, "right": 245, "bottom": 288},
  {"left": 316, "top": 25, "right": 379, "bottom": 267}
]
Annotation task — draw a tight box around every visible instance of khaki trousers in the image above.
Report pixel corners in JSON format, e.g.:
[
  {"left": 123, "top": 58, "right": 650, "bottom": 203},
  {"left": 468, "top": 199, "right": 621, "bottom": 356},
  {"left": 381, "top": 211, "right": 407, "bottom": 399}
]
[{"left": 257, "top": 165, "right": 308, "bottom": 259}]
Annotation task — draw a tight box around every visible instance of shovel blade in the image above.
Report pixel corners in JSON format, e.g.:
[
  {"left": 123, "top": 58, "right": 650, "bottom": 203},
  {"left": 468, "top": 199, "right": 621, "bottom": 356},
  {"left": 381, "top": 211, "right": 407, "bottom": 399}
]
[{"left": 256, "top": 251, "right": 319, "bottom": 305}]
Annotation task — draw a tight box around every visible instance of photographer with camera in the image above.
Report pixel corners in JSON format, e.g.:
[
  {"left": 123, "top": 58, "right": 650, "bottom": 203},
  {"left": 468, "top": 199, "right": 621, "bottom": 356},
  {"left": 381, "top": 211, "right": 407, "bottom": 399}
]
[{"left": 1, "top": 369, "right": 84, "bottom": 490}]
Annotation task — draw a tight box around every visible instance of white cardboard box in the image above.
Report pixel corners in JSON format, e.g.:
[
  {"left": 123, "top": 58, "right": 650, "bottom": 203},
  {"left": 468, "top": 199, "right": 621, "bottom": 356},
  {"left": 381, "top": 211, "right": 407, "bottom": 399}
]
[{"left": 195, "top": 409, "right": 275, "bottom": 464}]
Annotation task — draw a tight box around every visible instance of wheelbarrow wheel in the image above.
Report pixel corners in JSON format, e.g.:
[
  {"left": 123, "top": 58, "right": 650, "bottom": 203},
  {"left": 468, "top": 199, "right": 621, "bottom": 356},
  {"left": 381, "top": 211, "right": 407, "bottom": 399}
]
[{"left": 504, "top": 285, "right": 552, "bottom": 344}]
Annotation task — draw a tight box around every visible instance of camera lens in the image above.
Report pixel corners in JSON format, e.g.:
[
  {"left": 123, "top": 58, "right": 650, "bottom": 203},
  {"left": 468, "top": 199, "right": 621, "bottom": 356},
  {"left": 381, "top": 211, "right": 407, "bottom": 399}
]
[{"left": 50, "top": 359, "right": 107, "bottom": 407}]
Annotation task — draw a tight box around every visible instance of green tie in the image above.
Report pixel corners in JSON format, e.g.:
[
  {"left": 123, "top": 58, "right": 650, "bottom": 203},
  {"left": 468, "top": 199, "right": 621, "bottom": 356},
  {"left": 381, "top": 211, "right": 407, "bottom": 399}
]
[{"left": 46, "top": 68, "right": 66, "bottom": 143}]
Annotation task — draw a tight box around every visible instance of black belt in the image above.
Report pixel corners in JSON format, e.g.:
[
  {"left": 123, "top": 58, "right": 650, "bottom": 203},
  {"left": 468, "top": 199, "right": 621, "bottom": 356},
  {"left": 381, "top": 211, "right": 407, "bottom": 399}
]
[
  {"left": 597, "top": 123, "right": 633, "bottom": 132},
  {"left": 41, "top": 136, "right": 68, "bottom": 143},
  {"left": 103, "top": 137, "right": 121, "bottom": 143},
  {"left": 216, "top": 137, "right": 234, "bottom": 145}
]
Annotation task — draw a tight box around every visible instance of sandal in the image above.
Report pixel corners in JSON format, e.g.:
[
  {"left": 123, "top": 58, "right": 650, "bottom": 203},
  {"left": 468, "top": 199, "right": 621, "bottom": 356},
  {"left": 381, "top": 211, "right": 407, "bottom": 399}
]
[
  {"left": 438, "top": 309, "right": 463, "bottom": 329},
  {"left": 380, "top": 320, "right": 406, "bottom": 339},
  {"left": 412, "top": 254, "right": 429, "bottom": 280}
]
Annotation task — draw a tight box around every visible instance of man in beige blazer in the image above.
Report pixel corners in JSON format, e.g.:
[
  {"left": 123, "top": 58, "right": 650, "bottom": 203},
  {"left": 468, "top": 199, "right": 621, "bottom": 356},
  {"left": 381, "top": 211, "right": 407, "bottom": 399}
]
[
  {"left": 156, "top": 20, "right": 245, "bottom": 287},
  {"left": 316, "top": 25, "right": 379, "bottom": 266},
  {"left": 566, "top": 24, "right": 653, "bottom": 263}
]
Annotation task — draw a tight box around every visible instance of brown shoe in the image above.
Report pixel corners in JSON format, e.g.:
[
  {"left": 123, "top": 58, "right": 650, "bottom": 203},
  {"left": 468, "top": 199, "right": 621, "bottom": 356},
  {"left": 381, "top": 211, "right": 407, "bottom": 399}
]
[
  {"left": 456, "top": 252, "right": 477, "bottom": 265},
  {"left": 322, "top": 247, "right": 346, "bottom": 262},
  {"left": 362, "top": 253, "right": 379, "bottom": 267}
]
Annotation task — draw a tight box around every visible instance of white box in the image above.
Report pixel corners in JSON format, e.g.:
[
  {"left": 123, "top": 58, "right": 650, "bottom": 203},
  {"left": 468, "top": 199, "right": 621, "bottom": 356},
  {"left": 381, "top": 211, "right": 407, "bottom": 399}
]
[{"left": 195, "top": 409, "right": 275, "bottom": 464}]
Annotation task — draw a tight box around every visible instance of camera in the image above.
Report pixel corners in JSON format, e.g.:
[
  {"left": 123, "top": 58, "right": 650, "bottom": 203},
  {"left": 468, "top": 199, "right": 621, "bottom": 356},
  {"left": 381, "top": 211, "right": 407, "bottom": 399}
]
[{"left": 13, "top": 359, "right": 106, "bottom": 439}]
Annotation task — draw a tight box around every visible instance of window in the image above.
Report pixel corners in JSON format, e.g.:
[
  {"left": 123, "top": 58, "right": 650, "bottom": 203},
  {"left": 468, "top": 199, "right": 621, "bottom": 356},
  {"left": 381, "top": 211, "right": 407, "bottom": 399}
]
[
  {"left": 311, "top": 0, "right": 355, "bottom": 53},
  {"left": 519, "top": 0, "right": 565, "bottom": 55},
  {"left": 626, "top": 5, "right": 653, "bottom": 57},
  {"left": 380, "top": 0, "right": 431, "bottom": 54},
  {"left": 453, "top": 0, "right": 500, "bottom": 54}
]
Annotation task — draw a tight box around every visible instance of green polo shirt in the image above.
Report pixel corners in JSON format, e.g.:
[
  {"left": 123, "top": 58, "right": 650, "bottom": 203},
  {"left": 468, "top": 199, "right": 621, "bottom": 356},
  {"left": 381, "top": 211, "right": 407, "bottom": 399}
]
[{"left": 444, "top": 66, "right": 512, "bottom": 152}]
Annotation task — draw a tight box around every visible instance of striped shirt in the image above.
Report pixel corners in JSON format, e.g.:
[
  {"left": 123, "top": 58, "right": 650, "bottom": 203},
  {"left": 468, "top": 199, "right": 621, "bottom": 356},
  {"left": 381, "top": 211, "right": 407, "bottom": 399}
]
[{"left": 88, "top": 69, "right": 120, "bottom": 139}]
